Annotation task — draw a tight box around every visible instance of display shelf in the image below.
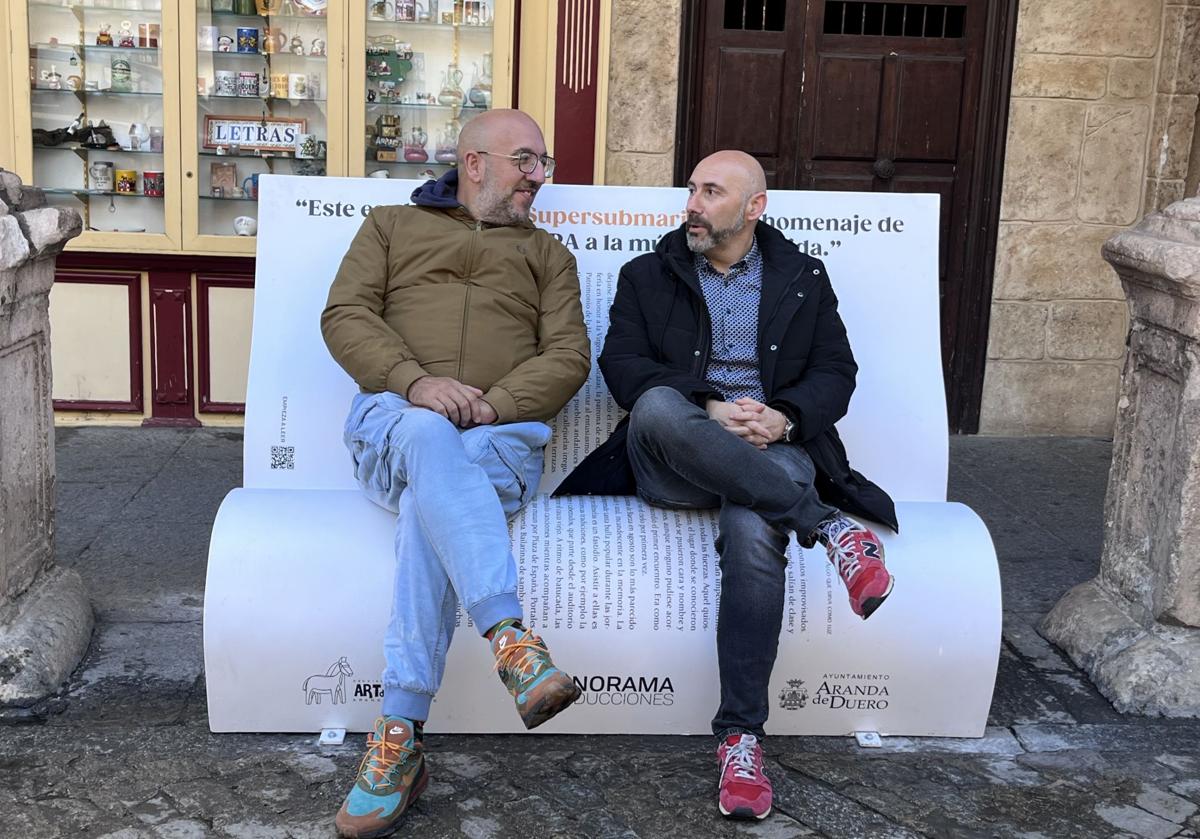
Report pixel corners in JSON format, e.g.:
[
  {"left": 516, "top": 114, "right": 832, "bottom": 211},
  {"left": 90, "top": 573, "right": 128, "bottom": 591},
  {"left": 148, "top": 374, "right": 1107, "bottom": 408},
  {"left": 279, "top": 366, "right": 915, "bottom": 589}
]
[
  {"left": 31, "top": 41, "right": 161, "bottom": 53},
  {"left": 363, "top": 155, "right": 452, "bottom": 163},
  {"left": 196, "top": 148, "right": 298, "bottom": 157},
  {"left": 35, "top": 144, "right": 165, "bottom": 155},
  {"left": 43, "top": 186, "right": 163, "bottom": 198},
  {"left": 31, "top": 87, "right": 165, "bottom": 97},
  {"left": 364, "top": 100, "right": 484, "bottom": 109},
  {"left": 199, "top": 49, "right": 327, "bottom": 60},
  {"left": 202, "top": 11, "right": 329, "bottom": 22},
  {"left": 198, "top": 94, "right": 328, "bottom": 103},
  {"left": 16, "top": 0, "right": 178, "bottom": 249},
  {"left": 365, "top": 21, "right": 493, "bottom": 33},
  {"left": 28, "top": 1, "right": 163, "bottom": 10},
  {"left": 11, "top": 0, "right": 512, "bottom": 251}
]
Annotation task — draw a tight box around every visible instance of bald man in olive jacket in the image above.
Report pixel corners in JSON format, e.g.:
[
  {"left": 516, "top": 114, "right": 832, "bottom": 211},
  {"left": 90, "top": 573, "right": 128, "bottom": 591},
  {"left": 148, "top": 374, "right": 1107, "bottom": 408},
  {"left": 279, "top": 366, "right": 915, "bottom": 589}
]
[{"left": 321, "top": 110, "right": 589, "bottom": 839}]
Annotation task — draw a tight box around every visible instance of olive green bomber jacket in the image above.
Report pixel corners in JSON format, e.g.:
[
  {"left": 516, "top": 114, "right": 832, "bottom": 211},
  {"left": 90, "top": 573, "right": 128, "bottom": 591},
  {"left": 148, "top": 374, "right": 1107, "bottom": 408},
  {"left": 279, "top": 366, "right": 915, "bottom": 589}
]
[{"left": 320, "top": 203, "right": 590, "bottom": 423}]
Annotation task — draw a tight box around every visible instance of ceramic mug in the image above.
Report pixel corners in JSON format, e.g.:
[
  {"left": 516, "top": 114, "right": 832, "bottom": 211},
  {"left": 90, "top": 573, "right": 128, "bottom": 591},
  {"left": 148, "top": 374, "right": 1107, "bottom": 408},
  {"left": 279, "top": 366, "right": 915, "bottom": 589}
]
[
  {"left": 114, "top": 169, "right": 137, "bottom": 193},
  {"left": 233, "top": 215, "right": 257, "bottom": 236},
  {"left": 236, "top": 70, "right": 259, "bottom": 97},
  {"left": 241, "top": 173, "right": 259, "bottom": 199},
  {"left": 294, "top": 133, "right": 317, "bottom": 158},
  {"left": 89, "top": 161, "right": 114, "bottom": 191},
  {"left": 142, "top": 170, "right": 164, "bottom": 197},
  {"left": 214, "top": 69, "right": 236, "bottom": 96},
  {"left": 236, "top": 27, "right": 258, "bottom": 53},
  {"left": 287, "top": 73, "right": 307, "bottom": 99}
]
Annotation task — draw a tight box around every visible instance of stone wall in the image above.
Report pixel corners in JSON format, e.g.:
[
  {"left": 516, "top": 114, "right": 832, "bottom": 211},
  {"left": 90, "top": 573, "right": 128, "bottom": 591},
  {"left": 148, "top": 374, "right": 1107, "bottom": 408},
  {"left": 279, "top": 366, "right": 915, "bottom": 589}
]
[
  {"left": 979, "top": 0, "right": 1200, "bottom": 435},
  {"left": 603, "top": 0, "right": 682, "bottom": 186}
]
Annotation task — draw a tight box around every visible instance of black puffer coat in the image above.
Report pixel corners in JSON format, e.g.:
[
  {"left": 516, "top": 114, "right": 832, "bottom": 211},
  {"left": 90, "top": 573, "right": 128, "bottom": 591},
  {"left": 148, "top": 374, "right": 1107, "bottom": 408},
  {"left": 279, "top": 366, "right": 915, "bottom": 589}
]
[{"left": 554, "top": 220, "right": 898, "bottom": 532}]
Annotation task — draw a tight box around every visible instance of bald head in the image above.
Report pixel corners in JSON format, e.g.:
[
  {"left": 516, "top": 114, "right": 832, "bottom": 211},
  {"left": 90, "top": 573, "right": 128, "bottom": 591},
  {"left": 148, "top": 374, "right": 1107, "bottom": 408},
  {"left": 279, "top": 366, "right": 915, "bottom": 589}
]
[
  {"left": 692, "top": 150, "right": 767, "bottom": 202},
  {"left": 456, "top": 109, "right": 544, "bottom": 160},
  {"left": 456, "top": 109, "right": 550, "bottom": 225}
]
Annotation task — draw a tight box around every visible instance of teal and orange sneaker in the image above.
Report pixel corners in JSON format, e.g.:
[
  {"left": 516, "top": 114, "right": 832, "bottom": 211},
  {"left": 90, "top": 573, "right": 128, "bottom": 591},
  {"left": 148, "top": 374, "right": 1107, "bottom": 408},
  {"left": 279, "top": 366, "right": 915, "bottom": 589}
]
[
  {"left": 335, "top": 716, "right": 427, "bottom": 839},
  {"left": 491, "top": 624, "right": 581, "bottom": 729}
]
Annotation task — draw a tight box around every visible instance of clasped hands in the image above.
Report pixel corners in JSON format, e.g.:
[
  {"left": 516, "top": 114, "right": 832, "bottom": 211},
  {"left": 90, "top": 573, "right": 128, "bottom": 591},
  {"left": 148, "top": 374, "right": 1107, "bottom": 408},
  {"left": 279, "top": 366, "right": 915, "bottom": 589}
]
[
  {"left": 706, "top": 398, "right": 788, "bottom": 450},
  {"left": 407, "top": 376, "right": 498, "bottom": 427}
]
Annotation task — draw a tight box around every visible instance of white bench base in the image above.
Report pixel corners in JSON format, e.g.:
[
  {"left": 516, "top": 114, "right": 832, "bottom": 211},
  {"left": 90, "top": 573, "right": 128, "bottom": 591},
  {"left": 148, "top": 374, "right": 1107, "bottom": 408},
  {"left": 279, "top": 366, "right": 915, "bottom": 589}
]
[{"left": 204, "top": 490, "right": 999, "bottom": 736}]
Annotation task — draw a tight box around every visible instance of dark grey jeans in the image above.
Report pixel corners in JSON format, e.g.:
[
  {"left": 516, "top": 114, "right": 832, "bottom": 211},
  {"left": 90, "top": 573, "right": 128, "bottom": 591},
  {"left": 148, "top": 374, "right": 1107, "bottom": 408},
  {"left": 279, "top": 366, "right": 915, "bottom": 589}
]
[{"left": 626, "top": 386, "right": 836, "bottom": 739}]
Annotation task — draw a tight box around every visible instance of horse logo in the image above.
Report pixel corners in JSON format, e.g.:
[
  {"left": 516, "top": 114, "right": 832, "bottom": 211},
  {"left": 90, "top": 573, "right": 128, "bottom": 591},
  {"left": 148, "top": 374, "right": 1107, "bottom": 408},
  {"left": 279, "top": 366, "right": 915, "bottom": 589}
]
[{"left": 302, "top": 656, "right": 354, "bottom": 705}]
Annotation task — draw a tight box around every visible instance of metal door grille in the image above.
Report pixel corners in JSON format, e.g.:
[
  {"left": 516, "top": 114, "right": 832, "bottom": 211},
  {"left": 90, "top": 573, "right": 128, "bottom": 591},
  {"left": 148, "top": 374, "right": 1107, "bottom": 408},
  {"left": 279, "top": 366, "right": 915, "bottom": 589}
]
[
  {"left": 823, "top": 2, "right": 966, "bottom": 37},
  {"left": 724, "top": 0, "right": 786, "bottom": 31}
]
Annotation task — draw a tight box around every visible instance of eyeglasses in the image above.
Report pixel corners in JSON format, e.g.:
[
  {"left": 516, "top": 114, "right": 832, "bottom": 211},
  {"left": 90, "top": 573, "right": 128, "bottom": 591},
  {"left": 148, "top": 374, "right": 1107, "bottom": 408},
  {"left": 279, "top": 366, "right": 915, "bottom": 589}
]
[{"left": 476, "top": 150, "right": 556, "bottom": 178}]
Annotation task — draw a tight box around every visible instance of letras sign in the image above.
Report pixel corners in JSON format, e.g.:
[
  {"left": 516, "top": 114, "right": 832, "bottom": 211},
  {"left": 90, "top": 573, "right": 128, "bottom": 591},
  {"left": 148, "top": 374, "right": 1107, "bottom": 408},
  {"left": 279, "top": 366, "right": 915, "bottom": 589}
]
[{"left": 203, "top": 116, "right": 306, "bottom": 152}]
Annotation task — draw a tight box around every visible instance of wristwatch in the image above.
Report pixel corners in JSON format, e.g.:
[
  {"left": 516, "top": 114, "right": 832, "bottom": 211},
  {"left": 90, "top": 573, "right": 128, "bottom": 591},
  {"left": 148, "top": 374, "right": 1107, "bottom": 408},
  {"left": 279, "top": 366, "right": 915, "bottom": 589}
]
[{"left": 782, "top": 417, "right": 796, "bottom": 443}]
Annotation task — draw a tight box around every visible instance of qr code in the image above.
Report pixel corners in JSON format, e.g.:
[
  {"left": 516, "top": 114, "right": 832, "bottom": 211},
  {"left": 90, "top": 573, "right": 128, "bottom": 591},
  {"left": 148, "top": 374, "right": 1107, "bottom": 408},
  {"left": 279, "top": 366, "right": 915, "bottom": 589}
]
[{"left": 270, "top": 445, "right": 295, "bottom": 470}]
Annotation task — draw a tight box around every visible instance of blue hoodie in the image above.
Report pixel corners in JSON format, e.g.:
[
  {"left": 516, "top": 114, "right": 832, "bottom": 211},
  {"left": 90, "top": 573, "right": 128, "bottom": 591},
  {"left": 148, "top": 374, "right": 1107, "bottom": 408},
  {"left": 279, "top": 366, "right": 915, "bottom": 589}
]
[{"left": 410, "top": 169, "right": 460, "bottom": 208}]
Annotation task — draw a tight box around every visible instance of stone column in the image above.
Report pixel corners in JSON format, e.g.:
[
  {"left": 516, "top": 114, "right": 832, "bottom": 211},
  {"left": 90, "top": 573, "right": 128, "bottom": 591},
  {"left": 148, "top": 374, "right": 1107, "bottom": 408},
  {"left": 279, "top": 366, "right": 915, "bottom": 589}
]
[
  {"left": 1041, "top": 197, "right": 1200, "bottom": 716},
  {"left": 0, "top": 168, "right": 92, "bottom": 710}
]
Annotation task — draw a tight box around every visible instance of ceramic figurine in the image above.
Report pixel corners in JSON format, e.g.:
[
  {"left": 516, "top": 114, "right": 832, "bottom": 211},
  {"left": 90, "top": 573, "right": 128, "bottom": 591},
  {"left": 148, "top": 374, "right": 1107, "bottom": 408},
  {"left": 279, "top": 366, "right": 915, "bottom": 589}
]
[
  {"left": 403, "top": 126, "right": 428, "bottom": 163},
  {"left": 290, "top": 35, "right": 305, "bottom": 55},
  {"left": 309, "top": 38, "right": 326, "bottom": 56},
  {"left": 434, "top": 121, "right": 457, "bottom": 163},
  {"left": 96, "top": 24, "right": 114, "bottom": 46},
  {"left": 118, "top": 20, "right": 135, "bottom": 48}
]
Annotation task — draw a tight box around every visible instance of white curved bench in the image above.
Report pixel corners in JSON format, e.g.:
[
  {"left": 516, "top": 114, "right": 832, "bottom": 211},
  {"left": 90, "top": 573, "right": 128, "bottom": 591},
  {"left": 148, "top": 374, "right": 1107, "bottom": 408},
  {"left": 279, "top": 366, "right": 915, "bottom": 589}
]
[{"left": 203, "top": 176, "right": 1001, "bottom": 736}]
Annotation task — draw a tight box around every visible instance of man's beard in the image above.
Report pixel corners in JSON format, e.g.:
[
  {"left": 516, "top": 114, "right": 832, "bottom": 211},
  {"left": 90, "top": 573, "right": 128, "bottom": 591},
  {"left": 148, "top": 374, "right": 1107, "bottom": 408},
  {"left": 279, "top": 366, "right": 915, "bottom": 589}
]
[
  {"left": 686, "top": 211, "right": 746, "bottom": 253},
  {"left": 476, "top": 177, "right": 538, "bottom": 225}
]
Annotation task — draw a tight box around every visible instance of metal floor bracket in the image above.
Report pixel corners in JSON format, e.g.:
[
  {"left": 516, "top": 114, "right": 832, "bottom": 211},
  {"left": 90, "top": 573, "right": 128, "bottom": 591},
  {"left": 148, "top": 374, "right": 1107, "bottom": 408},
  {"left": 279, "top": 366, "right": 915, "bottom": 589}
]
[
  {"left": 319, "top": 728, "right": 346, "bottom": 746},
  {"left": 855, "top": 731, "right": 882, "bottom": 748}
]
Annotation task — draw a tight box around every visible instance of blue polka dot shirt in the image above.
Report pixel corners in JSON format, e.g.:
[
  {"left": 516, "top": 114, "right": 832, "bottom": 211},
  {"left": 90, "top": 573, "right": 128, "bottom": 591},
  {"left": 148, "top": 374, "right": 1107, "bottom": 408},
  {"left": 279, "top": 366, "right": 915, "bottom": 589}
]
[{"left": 694, "top": 239, "right": 765, "bottom": 403}]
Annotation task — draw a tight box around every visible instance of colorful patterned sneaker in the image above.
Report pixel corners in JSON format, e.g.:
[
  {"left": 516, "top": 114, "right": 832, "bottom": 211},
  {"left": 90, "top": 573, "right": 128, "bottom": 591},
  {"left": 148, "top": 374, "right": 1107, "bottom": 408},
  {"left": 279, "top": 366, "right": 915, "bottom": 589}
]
[
  {"left": 717, "top": 733, "right": 772, "bottom": 819},
  {"left": 335, "top": 716, "right": 428, "bottom": 839},
  {"left": 820, "top": 516, "right": 895, "bottom": 619},
  {"left": 491, "top": 624, "right": 582, "bottom": 729}
]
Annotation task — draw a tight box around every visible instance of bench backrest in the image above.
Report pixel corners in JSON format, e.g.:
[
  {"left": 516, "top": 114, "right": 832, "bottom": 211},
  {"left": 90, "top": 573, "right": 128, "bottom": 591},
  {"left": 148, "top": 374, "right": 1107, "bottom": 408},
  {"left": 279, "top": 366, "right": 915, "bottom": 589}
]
[{"left": 243, "top": 176, "right": 947, "bottom": 502}]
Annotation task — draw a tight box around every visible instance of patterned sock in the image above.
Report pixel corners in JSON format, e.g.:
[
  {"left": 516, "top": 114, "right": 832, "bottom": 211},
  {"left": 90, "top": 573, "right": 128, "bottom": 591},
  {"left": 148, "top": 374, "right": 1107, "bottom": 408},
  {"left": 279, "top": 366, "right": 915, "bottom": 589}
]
[
  {"left": 812, "top": 512, "right": 855, "bottom": 548},
  {"left": 484, "top": 618, "right": 524, "bottom": 641}
]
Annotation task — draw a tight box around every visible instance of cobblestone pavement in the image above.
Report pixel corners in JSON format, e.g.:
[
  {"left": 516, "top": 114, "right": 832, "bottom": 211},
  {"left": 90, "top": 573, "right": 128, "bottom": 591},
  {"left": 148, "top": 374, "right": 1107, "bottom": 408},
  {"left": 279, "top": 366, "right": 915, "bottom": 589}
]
[{"left": 2, "top": 429, "right": 1198, "bottom": 838}]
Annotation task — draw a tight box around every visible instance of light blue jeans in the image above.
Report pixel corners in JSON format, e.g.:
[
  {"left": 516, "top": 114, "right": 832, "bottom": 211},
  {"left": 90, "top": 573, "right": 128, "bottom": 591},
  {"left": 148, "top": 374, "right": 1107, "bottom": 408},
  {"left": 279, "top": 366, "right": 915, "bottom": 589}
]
[{"left": 343, "top": 391, "right": 551, "bottom": 721}]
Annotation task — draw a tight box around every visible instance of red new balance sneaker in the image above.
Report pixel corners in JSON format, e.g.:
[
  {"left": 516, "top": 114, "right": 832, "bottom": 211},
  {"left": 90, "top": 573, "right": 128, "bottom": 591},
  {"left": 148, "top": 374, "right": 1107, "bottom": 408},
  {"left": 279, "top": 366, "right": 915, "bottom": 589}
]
[
  {"left": 822, "top": 517, "right": 895, "bottom": 619},
  {"left": 717, "top": 733, "right": 772, "bottom": 820}
]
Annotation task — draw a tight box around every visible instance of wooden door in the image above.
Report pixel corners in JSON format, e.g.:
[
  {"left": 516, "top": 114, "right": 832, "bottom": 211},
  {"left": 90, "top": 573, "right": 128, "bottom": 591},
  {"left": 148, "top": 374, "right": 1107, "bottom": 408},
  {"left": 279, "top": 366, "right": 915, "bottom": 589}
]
[
  {"left": 690, "top": 0, "right": 806, "bottom": 187},
  {"left": 797, "top": 0, "right": 985, "bottom": 384},
  {"left": 678, "top": 0, "right": 1017, "bottom": 432}
]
